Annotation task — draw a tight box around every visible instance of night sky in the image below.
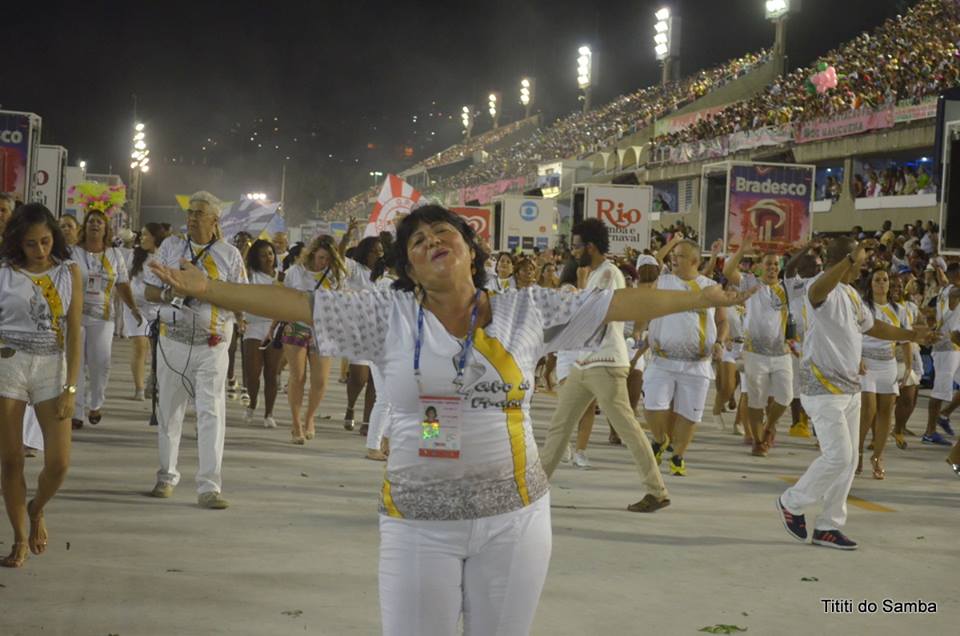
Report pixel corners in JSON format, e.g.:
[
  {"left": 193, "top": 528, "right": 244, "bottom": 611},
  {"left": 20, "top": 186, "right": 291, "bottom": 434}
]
[{"left": 5, "top": 0, "right": 909, "bottom": 215}]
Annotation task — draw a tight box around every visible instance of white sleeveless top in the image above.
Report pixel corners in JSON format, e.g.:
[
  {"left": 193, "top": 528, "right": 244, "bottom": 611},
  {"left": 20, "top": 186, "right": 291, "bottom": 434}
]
[{"left": 0, "top": 259, "right": 75, "bottom": 355}]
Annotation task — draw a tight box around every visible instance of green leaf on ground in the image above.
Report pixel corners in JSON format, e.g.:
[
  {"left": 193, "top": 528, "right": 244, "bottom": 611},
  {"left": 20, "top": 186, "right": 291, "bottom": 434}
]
[{"left": 699, "top": 625, "right": 747, "bottom": 634}]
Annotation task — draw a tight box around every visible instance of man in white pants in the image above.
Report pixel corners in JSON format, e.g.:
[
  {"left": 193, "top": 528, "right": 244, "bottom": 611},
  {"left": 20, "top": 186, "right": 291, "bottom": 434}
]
[
  {"left": 723, "top": 236, "right": 792, "bottom": 457},
  {"left": 644, "top": 239, "right": 728, "bottom": 476},
  {"left": 924, "top": 263, "right": 960, "bottom": 446},
  {"left": 541, "top": 219, "right": 670, "bottom": 512},
  {"left": 144, "top": 191, "right": 247, "bottom": 509},
  {"left": 777, "top": 237, "right": 929, "bottom": 549}
]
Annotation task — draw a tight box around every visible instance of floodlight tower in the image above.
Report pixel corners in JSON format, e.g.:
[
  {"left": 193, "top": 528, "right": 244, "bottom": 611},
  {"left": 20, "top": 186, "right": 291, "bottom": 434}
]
[
  {"left": 129, "top": 122, "right": 149, "bottom": 228},
  {"left": 765, "top": 0, "right": 800, "bottom": 76},
  {"left": 577, "top": 45, "right": 593, "bottom": 113},
  {"left": 488, "top": 92, "right": 502, "bottom": 129},
  {"left": 461, "top": 106, "right": 474, "bottom": 138},
  {"left": 654, "top": 7, "right": 681, "bottom": 86},
  {"left": 520, "top": 78, "right": 535, "bottom": 119}
]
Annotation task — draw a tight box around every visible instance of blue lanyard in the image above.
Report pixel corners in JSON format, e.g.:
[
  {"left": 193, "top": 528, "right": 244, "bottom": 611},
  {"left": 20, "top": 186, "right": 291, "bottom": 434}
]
[{"left": 415, "top": 290, "right": 482, "bottom": 389}]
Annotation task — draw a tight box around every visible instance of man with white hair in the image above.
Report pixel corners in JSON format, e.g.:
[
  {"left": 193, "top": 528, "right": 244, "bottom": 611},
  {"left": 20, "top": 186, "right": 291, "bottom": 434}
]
[{"left": 143, "top": 191, "right": 247, "bottom": 509}]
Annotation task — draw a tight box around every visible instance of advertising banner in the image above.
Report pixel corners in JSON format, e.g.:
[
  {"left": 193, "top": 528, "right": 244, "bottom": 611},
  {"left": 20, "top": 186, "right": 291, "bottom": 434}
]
[
  {"left": 894, "top": 96, "right": 938, "bottom": 124},
  {"left": 62, "top": 166, "right": 85, "bottom": 218},
  {"left": 586, "top": 184, "right": 652, "bottom": 253},
  {"left": 451, "top": 206, "right": 491, "bottom": 241},
  {"left": 0, "top": 111, "right": 41, "bottom": 203},
  {"left": 726, "top": 163, "right": 813, "bottom": 254},
  {"left": 366, "top": 173, "right": 423, "bottom": 237},
  {"left": 34, "top": 145, "right": 67, "bottom": 216},
  {"left": 498, "top": 195, "right": 557, "bottom": 251},
  {"left": 459, "top": 176, "right": 528, "bottom": 205},
  {"left": 794, "top": 104, "right": 894, "bottom": 144}
]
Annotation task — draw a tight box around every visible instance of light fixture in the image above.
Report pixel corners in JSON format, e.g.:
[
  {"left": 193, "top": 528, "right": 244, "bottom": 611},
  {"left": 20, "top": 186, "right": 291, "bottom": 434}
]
[
  {"left": 135, "top": 122, "right": 145, "bottom": 132},
  {"left": 655, "top": 7, "right": 670, "bottom": 20},
  {"left": 577, "top": 45, "right": 592, "bottom": 89},
  {"left": 79, "top": 160, "right": 86, "bottom": 169}
]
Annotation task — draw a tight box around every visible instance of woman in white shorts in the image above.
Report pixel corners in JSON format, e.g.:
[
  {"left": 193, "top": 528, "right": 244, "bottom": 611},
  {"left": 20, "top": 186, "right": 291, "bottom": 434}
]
[
  {"left": 242, "top": 239, "right": 284, "bottom": 429},
  {"left": 892, "top": 274, "right": 924, "bottom": 449},
  {"left": 859, "top": 268, "right": 911, "bottom": 479},
  {"left": 123, "top": 223, "right": 168, "bottom": 400},
  {"left": 0, "top": 203, "right": 82, "bottom": 568},
  {"left": 713, "top": 282, "right": 745, "bottom": 432},
  {"left": 283, "top": 235, "right": 346, "bottom": 443},
  {"left": 148, "top": 204, "right": 750, "bottom": 634}
]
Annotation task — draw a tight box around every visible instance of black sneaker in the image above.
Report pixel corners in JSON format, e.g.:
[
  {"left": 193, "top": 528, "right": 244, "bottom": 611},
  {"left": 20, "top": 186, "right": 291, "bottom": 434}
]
[
  {"left": 812, "top": 529, "right": 858, "bottom": 550},
  {"left": 776, "top": 497, "right": 807, "bottom": 542}
]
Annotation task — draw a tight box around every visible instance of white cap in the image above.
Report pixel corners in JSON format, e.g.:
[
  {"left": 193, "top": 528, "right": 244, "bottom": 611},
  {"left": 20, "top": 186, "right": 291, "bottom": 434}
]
[
  {"left": 188, "top": 191, "right": 223, "bottom": 217},
  {"left": 636, "top": 254, "right": 659, "bottom": 268}
]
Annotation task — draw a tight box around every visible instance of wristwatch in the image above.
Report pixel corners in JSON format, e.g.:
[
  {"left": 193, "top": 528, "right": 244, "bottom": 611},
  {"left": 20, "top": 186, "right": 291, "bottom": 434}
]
[
  {"left": 62, "top": 384, "right": 77, "bottom": 394},
  {"left": 161, "top": 287, "right": 175, "bottom": 304}
]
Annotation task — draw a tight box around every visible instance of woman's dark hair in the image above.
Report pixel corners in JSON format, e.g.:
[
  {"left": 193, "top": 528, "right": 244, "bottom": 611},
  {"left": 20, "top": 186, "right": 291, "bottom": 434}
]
[
  {"left": 352, "top": 236, "right": 381, "bottom": 269},
  {"left": 283, "top": 242, "right": 304, "bottom": 271},
  {"left": 371, "top": 245, "right": 398, "bottom": 283},
  {"left": 572, "top": 217, "right": 610, "bottom": 255},
  {"left": 0, "top": 203, "right": 71, "bottom": 265},
  {"left": 558, "top": 258, "right": 579, "bottom": 288},
  {"left": 245, "top": 238, "right": 276, "bottom": 274},
  {"left": 392, "top": 205, "right": 488, "bottom": 292},
  {"left": 130, "top": 222, "right": 169, "bottom": 278},
  {"left": 862, "top": 266, "right": 897, "bottom": 313}
]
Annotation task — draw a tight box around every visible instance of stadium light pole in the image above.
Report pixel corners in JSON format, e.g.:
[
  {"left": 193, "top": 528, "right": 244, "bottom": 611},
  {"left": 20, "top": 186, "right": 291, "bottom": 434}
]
[
  {"left": 369, "top": 170, "right": 383, "bottom": 187},
  {"left": 488, "top": 92, "right": 501, "bottom": 129},
  {"left": 654, "top": 7, "right": 680, "bottom": 86},
  {"left": 577, "top": 45, "right": 592, "bottom": 113},
  {"left": 765, "top": 0, "right": 798, "bottom": 77},
  {"left": 461, "top": 106, "right": 474, "bottom": 139},
  {"left": 520, "top": 78, "right": 534, "bottom": 119},
  {"left": 129, "top": 122, "right": 149, "bottom": 229}
]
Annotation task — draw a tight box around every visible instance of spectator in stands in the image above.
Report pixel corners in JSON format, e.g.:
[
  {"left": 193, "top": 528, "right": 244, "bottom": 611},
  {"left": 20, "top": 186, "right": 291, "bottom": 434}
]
[{"left": 854, "top": 175, "right": 866, "bottom": 198}]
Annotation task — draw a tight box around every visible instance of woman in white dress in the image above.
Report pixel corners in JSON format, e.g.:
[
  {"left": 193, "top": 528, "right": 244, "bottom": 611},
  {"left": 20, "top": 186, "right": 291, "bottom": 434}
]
[
  {"left": 124, "top": 223, "right": 169, "bottom": 400},
  {"left": 242, "top": 239, "right": 284, "bottom": 429},
  {"left": 0, "top": 203, "right": 82, "bottom": 568},
  {"left": 344, "top": 236, "right": 384, "bottom": 434}
]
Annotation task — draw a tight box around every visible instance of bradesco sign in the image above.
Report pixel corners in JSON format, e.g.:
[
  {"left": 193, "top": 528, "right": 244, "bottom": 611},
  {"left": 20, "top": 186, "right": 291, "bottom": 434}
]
[
  {"left": 587, "top": 184, "right": 653, "bottom": 252},
  {"left": 727, "top": 163, "right": 813, "bottom": 254}
]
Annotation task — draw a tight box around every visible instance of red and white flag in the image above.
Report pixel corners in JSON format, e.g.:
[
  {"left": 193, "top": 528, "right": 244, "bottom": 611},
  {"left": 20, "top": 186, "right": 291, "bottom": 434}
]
[{"left": 365, "top": 174, "right": 423, "bottom": 237}]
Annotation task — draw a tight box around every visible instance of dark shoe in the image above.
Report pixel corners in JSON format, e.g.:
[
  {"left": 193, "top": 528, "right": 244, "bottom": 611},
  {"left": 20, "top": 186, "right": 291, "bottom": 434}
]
[
  {"left": 359, "top": 423, "right": 369, "bottom": 437},
  {"left": 608, "top": 430, "right": 622, "bottom": 446},
  {"left": 922, "top": 432, "right": 952, "bottom": 446},
  {"left": 627, "top": 494, "right": 670, "bottom": 513},
  {"left": 71, "top": 419, "right": 83, "bottom": 430},
  {"left": 812, "top": 529, "right": 857, "bottom": 550},
  {"left": 776, "top": 497, "right": 807, "bottom": 542},
  {"left": 88, "top": 410, "right": 102, "bottom": 425},
  {"left": 938, "top": 416, "right": 955, "bottom": 437},
  {"left": 947, "top": 459, "right": 960, "bottom": 478}
]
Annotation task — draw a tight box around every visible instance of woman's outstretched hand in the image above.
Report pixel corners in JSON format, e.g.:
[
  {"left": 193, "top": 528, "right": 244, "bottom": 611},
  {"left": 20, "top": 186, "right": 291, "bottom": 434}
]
[
  {"left": 148, "top": 259, "right": 210, "bottom": 298},
  {"left": 700, "top": 284, "right": 756, "bottom": 308}
]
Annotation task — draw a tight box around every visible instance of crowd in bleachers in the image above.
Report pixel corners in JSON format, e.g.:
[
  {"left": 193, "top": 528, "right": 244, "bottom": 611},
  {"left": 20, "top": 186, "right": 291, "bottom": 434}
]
[{"left": 651, "top": 0, "right": 960, "bottom": 150}]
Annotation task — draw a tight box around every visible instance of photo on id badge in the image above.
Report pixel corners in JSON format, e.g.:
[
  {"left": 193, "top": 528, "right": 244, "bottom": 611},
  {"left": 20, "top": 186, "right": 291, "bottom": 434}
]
[{"left": 418, "top": 396, "right": 463, "bottom": 459}]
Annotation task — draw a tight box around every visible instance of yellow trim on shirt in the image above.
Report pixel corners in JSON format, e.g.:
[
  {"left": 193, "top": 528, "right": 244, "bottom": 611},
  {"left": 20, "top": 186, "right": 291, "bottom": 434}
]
[
  {"left": 100, "top": 252, "right": 116, "bottom": 320},
  {"left": 196, "top": 250, "right": 220, "bottom": 335},
  {"left": 809, "top": 361, "right": 843, "bottom": 394},
  {"left": 773, "top": 283, "right": 788, "bottom": 337},
  {"left": 685, "top": 279, "right": 707, "bottom": 358},
  {"left": 32, "top": 274, "right": 65, "bottom": 350},
  {"left": 381, "top": 477, "right": 402, "bottom": 518},
  {"left": 473, "top": 328, "right": 530, "bottom": 506}
]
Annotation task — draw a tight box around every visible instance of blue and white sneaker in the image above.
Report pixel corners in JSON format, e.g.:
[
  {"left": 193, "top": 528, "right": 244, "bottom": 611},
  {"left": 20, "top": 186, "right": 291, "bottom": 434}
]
[
  {"left": 776, "top": 497, "right": 807, "bottom": 542},
  {"left": 812, "top": 529, "right": 858, "bottom": 550},
  {"left": 922, "top": 432, "right": 952, "bottom": 446},
  {"left": 938, "top": 416, "right": 955, "bottom": 437}
]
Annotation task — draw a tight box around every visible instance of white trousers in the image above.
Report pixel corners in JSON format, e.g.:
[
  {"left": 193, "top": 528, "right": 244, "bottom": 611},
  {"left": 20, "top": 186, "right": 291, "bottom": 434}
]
[
  {"left": 155, "top": 335, "right": 229, "bottom": 494},
  {"left": 366, "top": 366, "right": 392, "bottom": 451},
  {"left": 75, "top": 319, "right": 115, "bottom": 418},
  {"left": 379, "top": 494, "right": 551, "bottom": 636},
  {"left": 781, "top": 393, "right": 860, "bottom": 531}
]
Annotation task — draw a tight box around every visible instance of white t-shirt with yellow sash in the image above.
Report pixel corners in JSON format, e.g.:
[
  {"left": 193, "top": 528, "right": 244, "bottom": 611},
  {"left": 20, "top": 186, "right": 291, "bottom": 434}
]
[
  {"left": 739, "top": 273, "right": 789, "bottom": 356},
  {"left": 862, "top": 302, "right": 908, "bottom": 361},
  {"left": 72, "top": 246, "right": 129, "bottom": 322},
  {"left": 647, "top": 273, "right": 718, "bottom": 379},
  {"left": 0, "top": 259, "right": 75, "bottom": 355}
]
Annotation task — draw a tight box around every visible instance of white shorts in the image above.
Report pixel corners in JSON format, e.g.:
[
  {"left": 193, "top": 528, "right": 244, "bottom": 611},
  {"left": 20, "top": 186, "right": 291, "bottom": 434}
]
[
  {"left": 721, "top": 342, "right": 743, "bottom": 364},
  {"left": 122, "top": 304, "right": 151, "bottom": 337},
  {"left": 642, "top": 366, "right": 711, "bottom": 423},
  {"left": 743, "top": 352, "right": 793, "bottom": 409},
  {"left": 931, "top": 351, "right": 960, "bottom": 401},
  {"left": 0, "top": 349, "right": 65, "bottom": 405},
  {"left": 897, "top": 362, "right": 919, "bottom": 388},
  {"left": 244, "top": 319, "right": 273, "bottom": 343},
  {"left": 861, "top": 357, "right": 900, "bottom": 395}
]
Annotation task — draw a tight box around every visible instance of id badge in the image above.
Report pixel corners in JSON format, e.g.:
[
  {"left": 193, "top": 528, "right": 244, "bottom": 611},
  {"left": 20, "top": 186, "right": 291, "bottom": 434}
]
[
  {"left": 86, "top": 273, "right": 104, "bottom": 295},
  {"left": 417, "top": 395, "right": 463, "bottom": 459}
]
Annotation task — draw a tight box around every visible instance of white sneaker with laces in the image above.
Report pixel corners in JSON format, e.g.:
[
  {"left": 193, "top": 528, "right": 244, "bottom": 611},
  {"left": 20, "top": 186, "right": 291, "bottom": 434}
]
[
  {"left": 263, "top": 416, "right": 277, "bottom": 429},
  {"left": 572, "top": 451, "right": 593, "bottom": 470}
]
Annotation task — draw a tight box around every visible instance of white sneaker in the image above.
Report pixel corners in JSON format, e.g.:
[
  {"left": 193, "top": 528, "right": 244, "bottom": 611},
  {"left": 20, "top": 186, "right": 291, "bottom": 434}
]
[
  {"left": 572, "top": 451, "right": 593, "bottom": 470},
  {"left": 561, "top": 443, "right": 573, "bottom": 463},
  {"left": 240, "top": 390, "right": 250, "bottom": 406},
  {"left": 263, "top": 416, "right": 277, "bottom": 429},
  {"left": 133, "top": 388, "right": 145, "bottom": 401},
  {"left": 244, "top": 408, "right": 254, "bottom": 424}
]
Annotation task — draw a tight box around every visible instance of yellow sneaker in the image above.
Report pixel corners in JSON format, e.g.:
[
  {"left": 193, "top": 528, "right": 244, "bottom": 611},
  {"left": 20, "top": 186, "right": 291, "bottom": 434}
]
[
  {"left": 669, "top": 455, "right": 686, "bottom": 476},
  {"left": 789, "top": 421, "right": 812, "bottom": 438}
]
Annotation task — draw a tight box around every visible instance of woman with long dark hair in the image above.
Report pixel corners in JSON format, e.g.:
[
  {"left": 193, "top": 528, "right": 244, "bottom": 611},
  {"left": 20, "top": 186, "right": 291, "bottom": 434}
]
[
  {"left": 242, "top": 239, "right": 284, "bottom": 428},
  {"left": 124, "top": 223, "right": 169, "bottom": 400},
  {"left": 72, "top": 209, "right": 140, "bottom": 428},
  {"left": 343, "top": 235, "right": 383, "bottom": 434},
  {"left": 149, "top": 204, "right": 750, "bottom": 633},
  {"left": 0, "top": 203, "right": 82, "bottom": 568}
]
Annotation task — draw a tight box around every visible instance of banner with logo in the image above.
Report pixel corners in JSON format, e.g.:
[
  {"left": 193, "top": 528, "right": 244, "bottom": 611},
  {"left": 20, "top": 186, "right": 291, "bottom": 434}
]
[
  {"left": 459, "top": 176, "right": 528, "bottom": 205},
  {"left": 498, "top": 195, "right": 557, "bottom": 252},
  {"left": 0, "top": 111, "right": 41, "bottom": 203},
  {"left": 894, "top": 96, "right": 938, "bottom": 124},
  {"left": 34, "top": 145, "right": 67, "bottom": 216},
  {"left": 451, "top": 206, "right": 491, "bottom": 241},
  {"left": 585, "top": 184, "right": 652, "bottom": 253},
  {"left": 726, "top": 163, "right": 813, "bottom": 254},
  {"left": 366, "top": 173, "right": 423, "bottom": 237},
  {"left": 794, "top": 104, "right": 895, "bottom": 144},
  {"left": 654, "top": 103, "right": 730, "bottom": 137}
]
